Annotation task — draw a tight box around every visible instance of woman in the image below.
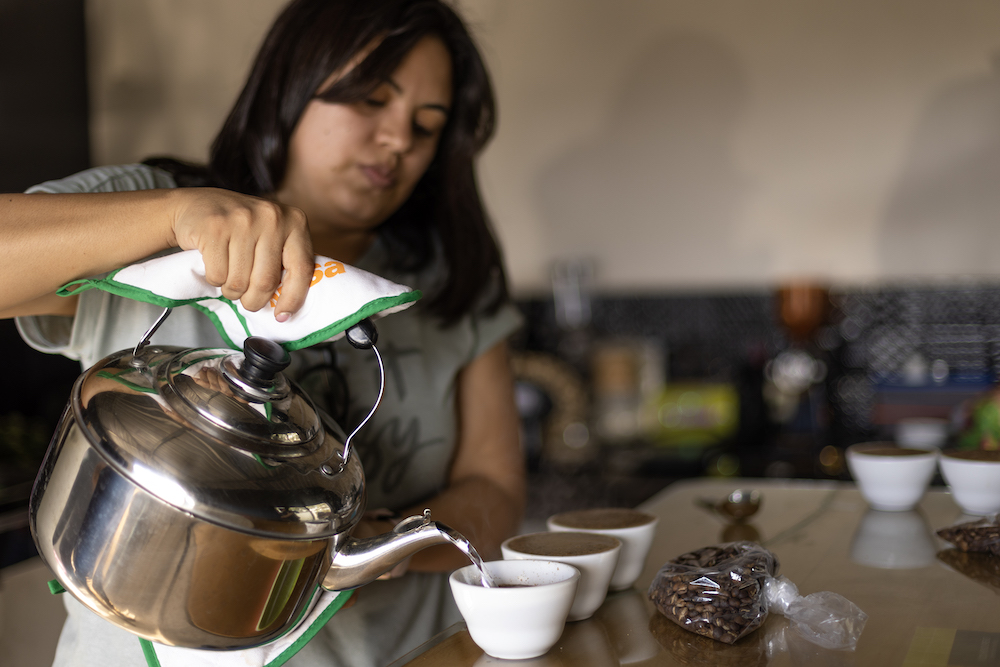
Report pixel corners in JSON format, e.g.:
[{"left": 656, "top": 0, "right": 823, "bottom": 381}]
[{"left": 0, "top": 1, "right": 525, "bottom": 665}]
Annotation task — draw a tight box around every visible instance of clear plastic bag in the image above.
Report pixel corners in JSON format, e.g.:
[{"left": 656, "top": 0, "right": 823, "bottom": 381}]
[
  {"left": 649, "top": 542, "right": 867, "bottom": 651},
  {"left": 764, "top": 575, "right": 867, "bottom": 651}
]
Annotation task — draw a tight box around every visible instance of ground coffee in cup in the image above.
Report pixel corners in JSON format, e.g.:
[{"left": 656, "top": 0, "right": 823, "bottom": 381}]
[
  {"left": 943, "top": 450, "right": 1000, "bottom": 462},
  {"left": 856, "top": 447, "right": 931, "bottom": 457},
  {"left": 549, "top": 508, "right": 656, "bottom": 530},
  {"left": 505, "top": 532, "right": 620, "bottom": 558}
]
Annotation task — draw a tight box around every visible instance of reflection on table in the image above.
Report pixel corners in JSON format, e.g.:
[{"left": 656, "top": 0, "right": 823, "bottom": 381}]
[{"left": 392, "top": 478, "right": 1000, "bottom": 667}]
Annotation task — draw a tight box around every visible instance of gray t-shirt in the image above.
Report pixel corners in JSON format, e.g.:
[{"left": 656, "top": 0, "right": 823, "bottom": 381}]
[{"left": 19, "top": 164, "right": 523, "bottom": 667}]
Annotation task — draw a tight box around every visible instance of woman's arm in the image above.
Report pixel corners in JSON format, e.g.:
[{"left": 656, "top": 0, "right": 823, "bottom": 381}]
[
  {"left": 0, "top": 189, "right": 315, "bottom": 319},
  {"left": 400, "top": 339, "right": 527, "bottom": 571}
]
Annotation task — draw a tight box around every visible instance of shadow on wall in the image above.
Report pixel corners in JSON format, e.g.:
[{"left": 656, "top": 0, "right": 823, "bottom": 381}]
[
  {"left": 878, "top": 53, "right": 1000, "bottom": 277},
  {"left": 534, "top": 32, "right": 770, "bottom": 286}
]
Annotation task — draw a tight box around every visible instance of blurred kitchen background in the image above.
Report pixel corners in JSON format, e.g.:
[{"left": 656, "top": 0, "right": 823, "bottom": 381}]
[{"left": 4, "top": 0, "right": 1000, "bottom": 567}]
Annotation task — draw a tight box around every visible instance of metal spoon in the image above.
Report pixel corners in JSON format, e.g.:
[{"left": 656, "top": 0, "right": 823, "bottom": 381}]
[{"left": 695, "top": 489, "right": 762, "bottom": 522}]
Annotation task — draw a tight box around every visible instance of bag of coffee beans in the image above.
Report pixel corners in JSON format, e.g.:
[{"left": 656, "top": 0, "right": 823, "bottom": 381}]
[
  {"left": 650, "top": 542, "right": 867, "bottom": 650},
  {"left": 648, "top": 541, "right": 778, "bottom": 644},
  {"left": 936, "top": 517, "right": 1000, "bottom": 556}
]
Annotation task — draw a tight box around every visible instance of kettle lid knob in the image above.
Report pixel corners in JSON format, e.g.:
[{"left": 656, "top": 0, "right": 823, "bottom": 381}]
[
  {"left": 346, "top": 318, "right": 378, "bottom": 349},
  {"left": 240, "top": 337, "right": 290, "bottom": 385}
]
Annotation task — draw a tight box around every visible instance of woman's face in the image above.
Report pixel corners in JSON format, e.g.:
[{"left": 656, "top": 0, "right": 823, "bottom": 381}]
[{"left": 276, "top": 36, "right": 453, "bottom": 240}]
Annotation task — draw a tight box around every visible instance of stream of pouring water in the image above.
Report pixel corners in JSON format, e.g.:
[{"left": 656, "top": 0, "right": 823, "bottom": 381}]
[{"left": 442, "top": 532, "right": 496, "bottom": 588}]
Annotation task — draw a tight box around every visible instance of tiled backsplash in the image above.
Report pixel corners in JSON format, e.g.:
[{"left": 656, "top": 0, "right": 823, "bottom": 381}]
[
  {"left": 516, "top": 291, "right": 784, "bottom": 379},
  {"left": 513, "top": 282, "right": 1000, "bottom": 463}
]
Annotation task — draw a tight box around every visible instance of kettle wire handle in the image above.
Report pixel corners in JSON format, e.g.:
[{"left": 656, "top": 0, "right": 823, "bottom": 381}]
[
  {"left": 342, "top": 342, "right": 384, "bottom": 462},
  {"left": 341, "top": 319, "right": 383, "bottom": 461},
  {"left": 131, "top": 307, "right": 173, "bottom": 363}
]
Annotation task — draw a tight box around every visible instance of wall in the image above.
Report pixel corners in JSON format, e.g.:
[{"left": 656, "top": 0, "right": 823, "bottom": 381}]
[
  {"left": 0, "top": 0, "right": 90, "bottom": 192},
  {"left": 85, "top": 0, "right": 283, "bottom": 166},
  {"left": 82, "top": 0, "right": 1000, "bottom": 295}
]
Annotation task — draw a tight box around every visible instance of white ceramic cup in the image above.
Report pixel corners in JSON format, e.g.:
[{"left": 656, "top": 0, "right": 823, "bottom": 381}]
[
  {"left": 846, "top": 442, "right": 938, "bottom": 511},
  {"left": 848, "top": 508, "right": 936, "bottom": 569},
  {"left": 502, "top": 531, "right": 621, "bottom": 621},
  {"left": 547, "top": 508, "right": 658, "bottom": 590},
  {"left": 939, "top": 449, "right": 1000, "bottom": 516},
  {"left": 449, "top": 559, "right": 580, "bottom": 660}
]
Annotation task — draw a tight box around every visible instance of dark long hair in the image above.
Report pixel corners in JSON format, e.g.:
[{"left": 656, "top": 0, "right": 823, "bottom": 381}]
[{"left": 146, "top": 0, "right": 506, "bottom": 325}]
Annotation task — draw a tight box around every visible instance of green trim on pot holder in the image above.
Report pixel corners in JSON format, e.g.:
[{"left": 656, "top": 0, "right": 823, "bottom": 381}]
[
  {"left": 138, "top": 589, "right": 354, "bottom": 667},
  {"left": 59, "top": 274, "right": 421, "bottom": 352},
  {"left": 59, "top": 275, "right": 247, "bottom": 351},
  {"left": 265, "top": 589, "right": 354, "bottom": 666},
  {"left": 282, "top": 293, "right": 420, "bottom": 350},
  {"left": 140, "top": 639, "right": 162, "bottom": 667},
  {"left": 59, "top": 272, "right": 196, "bottom": 307}
]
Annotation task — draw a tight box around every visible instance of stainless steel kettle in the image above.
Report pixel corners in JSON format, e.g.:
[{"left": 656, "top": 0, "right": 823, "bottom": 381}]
[{"left": 29, "top": 313, "right": 479, "bottom": 649}]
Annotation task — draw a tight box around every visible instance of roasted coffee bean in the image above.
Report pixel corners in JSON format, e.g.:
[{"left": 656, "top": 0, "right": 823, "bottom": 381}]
[{"left": 648, "top": 542, "right": 779, "bottom": 645}]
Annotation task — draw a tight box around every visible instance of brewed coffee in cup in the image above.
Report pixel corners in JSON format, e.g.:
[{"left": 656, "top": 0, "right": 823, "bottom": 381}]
[{"left": 450, "top": 560, "right": 580, "bottom": 660}]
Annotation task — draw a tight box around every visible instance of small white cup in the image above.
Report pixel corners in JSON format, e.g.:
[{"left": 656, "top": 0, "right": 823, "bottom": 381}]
[
  {"left": 939, "top": 450, "right": 1000, "bottom": 516},
  {"left": 449, "top": 559, "right": 580, "bottom": 660},
  {"left": 502, "top": 531, "right": 621, "bottom": 621},
  {"left": 547, "top": 508, "right": 658, "bottom": 590},
  {"left": 849, "top": 508, "right": 936, "bottom": 569},
  {"left": 846, "top": 442, "right": 938, "bottom": 511}
]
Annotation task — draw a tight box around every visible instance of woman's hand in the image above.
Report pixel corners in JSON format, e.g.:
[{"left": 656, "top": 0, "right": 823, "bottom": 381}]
[
  {"left": 0, "top": 188, "right": 315, "bottom": 321},
  {"left": 169, "top": 188, "right": 316, "bottom": 320}
]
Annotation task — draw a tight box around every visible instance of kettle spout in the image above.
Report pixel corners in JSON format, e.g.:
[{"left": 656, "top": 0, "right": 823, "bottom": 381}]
[{"left": 322, "top": 509, "right": 481, "bottom": 591}]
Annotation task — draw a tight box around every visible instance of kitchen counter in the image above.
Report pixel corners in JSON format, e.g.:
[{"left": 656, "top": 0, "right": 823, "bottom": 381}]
[{"left": 391, "top": 477, "right": 1000, "bottom": 666}]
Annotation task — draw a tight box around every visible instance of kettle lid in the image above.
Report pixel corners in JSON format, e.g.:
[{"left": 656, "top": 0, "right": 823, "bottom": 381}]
[{"left": 73, "top": 338, "right": 364, "bottom": 538}]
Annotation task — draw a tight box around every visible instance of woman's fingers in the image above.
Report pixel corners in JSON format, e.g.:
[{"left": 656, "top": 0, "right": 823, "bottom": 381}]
[
  {"left": 273, "top": 233, "right": 316, "bottom": 318},
  {"left": 195, "top": 206, "right": 237, "bottom": 291},
  {"left": 220, "top": 223, "right": 259, "bottom": 303},
  {"left": 238, "top": 224, "right": 300, "bottom": 313},
  {"left": 173, "top": 188, "right": 313, "bottom": 317}
]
